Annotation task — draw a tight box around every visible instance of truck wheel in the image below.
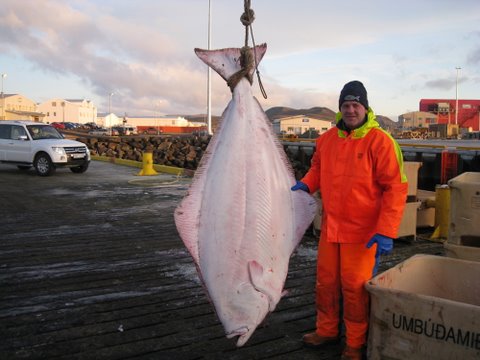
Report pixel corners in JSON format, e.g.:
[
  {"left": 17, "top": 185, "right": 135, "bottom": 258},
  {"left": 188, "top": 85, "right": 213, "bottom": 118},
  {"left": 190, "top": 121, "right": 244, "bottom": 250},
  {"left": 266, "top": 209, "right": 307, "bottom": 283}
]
[
  {"left": 70, "top": 162, "right": 89, "bottom": 174},
  {"left": 34, "top": 153, "right": 56, "bottom": 176}
]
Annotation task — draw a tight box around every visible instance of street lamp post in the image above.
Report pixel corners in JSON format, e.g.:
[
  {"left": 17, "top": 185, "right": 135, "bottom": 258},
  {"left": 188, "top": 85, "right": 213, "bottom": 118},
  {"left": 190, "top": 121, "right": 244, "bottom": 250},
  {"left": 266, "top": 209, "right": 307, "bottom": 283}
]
[
  {"left": 455, "top": 67, "right": 461, "bottom": 126},
  {"left": 155, "top": 103, "right": 160, "bottom": 135},
  {"left": 108, "top": 92, "right": 114, "bottom": 129},
  {"left": 1, "top": 73, "right": 7, "bottom": 120},
  {"left": 109, "top": 92, "right": 114, "bottom": 114}
]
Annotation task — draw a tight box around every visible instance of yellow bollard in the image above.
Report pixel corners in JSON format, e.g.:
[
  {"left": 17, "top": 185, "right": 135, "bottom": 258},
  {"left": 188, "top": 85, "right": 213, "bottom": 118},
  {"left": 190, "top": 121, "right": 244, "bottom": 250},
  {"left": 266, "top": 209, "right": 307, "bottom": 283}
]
[
  {"left": 137, "top": 151, "right": 158, "bottom": 176},
  {"left": 430, "top": 185, "right": 450, "bottom": 241}
]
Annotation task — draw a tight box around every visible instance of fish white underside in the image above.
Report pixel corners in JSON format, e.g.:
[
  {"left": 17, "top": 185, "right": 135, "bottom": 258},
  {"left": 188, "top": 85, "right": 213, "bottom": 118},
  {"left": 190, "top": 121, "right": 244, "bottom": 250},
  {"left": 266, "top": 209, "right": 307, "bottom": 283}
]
[{"left": 174, "top": 44, "right": 317, "bottom": 347}]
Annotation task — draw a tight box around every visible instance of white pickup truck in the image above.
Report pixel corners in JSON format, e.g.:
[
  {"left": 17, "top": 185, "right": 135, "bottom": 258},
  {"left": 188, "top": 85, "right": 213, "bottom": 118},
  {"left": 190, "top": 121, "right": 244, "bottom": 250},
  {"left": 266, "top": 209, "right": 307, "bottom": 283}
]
[{"left": 0, "top": 120, "right": 91, "bottom": 176}]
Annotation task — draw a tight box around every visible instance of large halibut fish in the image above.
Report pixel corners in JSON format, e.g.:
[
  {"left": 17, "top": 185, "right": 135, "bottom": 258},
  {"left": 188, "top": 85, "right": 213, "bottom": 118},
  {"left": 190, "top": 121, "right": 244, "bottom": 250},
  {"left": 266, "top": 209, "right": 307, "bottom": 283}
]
[{"left": 174, "top": 44, "right": 317, "bottom": 346}]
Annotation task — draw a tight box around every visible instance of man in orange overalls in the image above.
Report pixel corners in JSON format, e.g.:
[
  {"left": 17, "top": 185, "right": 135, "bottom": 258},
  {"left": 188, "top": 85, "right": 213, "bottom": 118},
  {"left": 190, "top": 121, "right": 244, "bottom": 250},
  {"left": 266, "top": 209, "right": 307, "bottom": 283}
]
[{"left": 291, "top": 80, "right": 408, "bottom": 360}]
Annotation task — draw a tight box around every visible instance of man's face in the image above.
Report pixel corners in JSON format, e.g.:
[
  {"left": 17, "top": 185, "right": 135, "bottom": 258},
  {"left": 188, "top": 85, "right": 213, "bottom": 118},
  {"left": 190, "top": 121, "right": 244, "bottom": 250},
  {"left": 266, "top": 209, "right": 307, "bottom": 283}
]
[{"left": 340, "top": 101, "right": 367, "bottom": 130}]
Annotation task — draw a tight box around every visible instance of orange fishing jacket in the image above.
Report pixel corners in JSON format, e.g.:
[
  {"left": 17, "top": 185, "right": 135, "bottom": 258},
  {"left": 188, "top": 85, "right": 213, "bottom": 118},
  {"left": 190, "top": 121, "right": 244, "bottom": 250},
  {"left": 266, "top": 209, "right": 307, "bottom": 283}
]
[{"left": 302, "top": 109, "right": 408, "bottom": 243}]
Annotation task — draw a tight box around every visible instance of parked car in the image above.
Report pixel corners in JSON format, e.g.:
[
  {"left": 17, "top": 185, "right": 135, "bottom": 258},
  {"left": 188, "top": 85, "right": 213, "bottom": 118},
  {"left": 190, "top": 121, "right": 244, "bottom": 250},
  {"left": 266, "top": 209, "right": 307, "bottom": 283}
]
[
  {"left": 109, "top": 127, "right": 120, "bottom": 136},
  {"left": 50, "top": 122, "right": 65, "bottom": 130},
  {"left": 83, "top": 122, "right": 102, "bottom": 130},
  {"left": 0, "top": 121, "right": 90, "bottom": 176},
  {"left": 63, "top": 122, "right": 79, "bottom": 130},
  {"left": 111, "top": 126, "right": 135, "bottom": 136},
  {"left": 88, "top": 128, "right": 109, "bottom": 136},
  {"left": 124, "top": 125, "right": 137, "bottom": 135},
  {"left": 142, "top": 127, "right": 162, "bottom": 135}
]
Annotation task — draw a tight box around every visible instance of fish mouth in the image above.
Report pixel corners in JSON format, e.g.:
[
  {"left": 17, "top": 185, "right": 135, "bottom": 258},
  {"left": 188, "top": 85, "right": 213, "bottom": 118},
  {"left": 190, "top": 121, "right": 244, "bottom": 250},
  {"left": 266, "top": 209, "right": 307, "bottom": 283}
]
[{"left": 226, "top": 326, "right": 249, "bottom": 338}]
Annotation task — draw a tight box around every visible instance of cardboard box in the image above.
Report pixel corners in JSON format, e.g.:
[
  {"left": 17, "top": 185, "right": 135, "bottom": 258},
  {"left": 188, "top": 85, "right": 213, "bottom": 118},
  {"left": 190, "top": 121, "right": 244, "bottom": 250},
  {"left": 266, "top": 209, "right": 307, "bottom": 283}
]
[
  {"left": 404, "top": 161, "right": 422, "bottom": 197},
  {"left": 448, "top": 172, "right": 480, "bottom": 245},
  {"left": 397, "top": 201, "right": 421, "bottom": 239},
  {"left": 416, "top": 190, "right": 436, "bottom": 228},
  {"left": 366, "top": 255, "right": 480, "bottom": 360}
]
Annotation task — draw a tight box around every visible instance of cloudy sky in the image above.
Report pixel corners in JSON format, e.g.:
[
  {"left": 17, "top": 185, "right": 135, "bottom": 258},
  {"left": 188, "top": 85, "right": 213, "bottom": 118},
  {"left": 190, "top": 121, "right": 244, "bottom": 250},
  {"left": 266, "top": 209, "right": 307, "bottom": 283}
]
[{"left": 1, "top": 0, "right": 479, "bottom": 120}]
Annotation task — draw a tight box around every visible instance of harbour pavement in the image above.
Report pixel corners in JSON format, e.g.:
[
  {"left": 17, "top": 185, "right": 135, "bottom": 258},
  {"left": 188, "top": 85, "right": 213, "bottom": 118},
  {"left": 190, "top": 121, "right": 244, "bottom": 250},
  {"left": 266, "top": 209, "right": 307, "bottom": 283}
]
[{"left": 0, "top": 160, "right": 444, "bottom": 359}]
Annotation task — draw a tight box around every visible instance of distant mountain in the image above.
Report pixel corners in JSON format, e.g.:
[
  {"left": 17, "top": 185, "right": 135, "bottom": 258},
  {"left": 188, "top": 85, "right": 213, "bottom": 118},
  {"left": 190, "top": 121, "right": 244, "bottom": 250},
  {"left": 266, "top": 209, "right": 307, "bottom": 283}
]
[
  {"left": 265, "top": 106, "right": 399, "bottom": 130},
  {"left": 182, "top": 106, "right": 399, "bottom": 132},
  {"left": 183, "top": 114, "right": 222, "bottom": 132},
  {"left": 376, "top": 115, "right": 399, "bottom": 130},
  {"left": 265, "top": 106, "right": 336, "bottom": 122}
]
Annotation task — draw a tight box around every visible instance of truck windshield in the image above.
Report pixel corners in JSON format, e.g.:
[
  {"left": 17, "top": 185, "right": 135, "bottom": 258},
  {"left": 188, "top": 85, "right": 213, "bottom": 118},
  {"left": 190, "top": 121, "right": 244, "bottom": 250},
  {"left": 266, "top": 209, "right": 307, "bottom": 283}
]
[{"left": 27, "top": 125, "right": 64, "bottom": 140}]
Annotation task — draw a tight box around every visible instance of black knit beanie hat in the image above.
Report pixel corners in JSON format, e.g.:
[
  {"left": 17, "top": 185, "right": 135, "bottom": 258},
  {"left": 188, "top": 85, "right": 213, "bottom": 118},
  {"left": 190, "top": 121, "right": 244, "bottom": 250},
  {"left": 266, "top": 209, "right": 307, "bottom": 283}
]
[{"left": 338, "top": 80, "right": 369, "bottom": 109}]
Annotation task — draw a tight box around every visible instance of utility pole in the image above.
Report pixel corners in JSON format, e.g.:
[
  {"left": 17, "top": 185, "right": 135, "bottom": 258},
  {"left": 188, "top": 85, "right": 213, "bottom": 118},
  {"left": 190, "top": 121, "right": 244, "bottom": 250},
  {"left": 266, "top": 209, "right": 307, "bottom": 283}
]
[
  {"left": 455, "top": 67, "right": 461, "bottom": 126},
  {"left": 1, "top": 73, "right": 7, "bottom": 120},
  {"left": 109, "top": 92, "right": 114, "bottom": 114}
]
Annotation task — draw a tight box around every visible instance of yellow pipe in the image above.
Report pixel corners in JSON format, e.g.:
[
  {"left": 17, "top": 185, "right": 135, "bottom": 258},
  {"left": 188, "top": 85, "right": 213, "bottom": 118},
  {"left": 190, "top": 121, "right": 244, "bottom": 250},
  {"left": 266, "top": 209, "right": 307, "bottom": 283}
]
[
  {"left": 431, "top": 185, "right": 450, "bottom": 240},
  {"left": 137, "top": 151, "right": 158, "bottom": 176},
  {"left": 91, "top": 155, "right": 187, "bottom": 176}
]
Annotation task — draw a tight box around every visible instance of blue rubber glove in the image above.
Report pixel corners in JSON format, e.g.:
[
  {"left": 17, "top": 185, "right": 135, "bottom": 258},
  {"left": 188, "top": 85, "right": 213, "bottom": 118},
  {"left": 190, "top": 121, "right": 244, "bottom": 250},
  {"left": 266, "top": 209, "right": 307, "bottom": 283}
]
[
  {"left": 366, "top": 234, "right": 393, "bottom": 275},
  {"left": 291, "top": 181, "right": 309, "bottom": 193}
]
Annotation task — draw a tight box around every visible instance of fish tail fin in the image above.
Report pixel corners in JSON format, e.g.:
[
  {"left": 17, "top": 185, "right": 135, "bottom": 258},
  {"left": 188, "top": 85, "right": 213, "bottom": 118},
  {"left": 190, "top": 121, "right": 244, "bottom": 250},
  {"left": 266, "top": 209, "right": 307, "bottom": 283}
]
[{"left": 194, "top": 44, "right": 267, "bottom": 81}]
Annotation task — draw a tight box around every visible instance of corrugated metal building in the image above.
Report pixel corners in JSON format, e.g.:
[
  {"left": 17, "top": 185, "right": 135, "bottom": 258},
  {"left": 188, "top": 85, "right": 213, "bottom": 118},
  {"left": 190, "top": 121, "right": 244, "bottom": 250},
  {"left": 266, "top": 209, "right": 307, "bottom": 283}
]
[{"left": 420, "top": 99, "right": 480, "bottom": 131}]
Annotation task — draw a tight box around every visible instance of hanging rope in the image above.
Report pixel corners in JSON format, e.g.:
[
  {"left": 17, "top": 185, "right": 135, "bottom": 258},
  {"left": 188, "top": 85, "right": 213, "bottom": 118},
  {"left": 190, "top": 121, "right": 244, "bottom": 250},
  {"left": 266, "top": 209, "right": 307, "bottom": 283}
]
[
  {"left": 229, "top": 0, "right": 267, "bottom": 99},
  {"left": 240, "top": 0, "right": 255, "bottom": 47},
  {"left": 227, "top": 46, "right": 254, "bottom": 91}
]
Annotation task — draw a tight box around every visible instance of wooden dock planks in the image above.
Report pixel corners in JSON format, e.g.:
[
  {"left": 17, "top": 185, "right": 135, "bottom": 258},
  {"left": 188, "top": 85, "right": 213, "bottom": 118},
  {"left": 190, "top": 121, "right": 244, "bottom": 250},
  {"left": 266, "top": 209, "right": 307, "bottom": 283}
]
[{"left": 0, "top": 161, "right": 444, "bottom": 359}]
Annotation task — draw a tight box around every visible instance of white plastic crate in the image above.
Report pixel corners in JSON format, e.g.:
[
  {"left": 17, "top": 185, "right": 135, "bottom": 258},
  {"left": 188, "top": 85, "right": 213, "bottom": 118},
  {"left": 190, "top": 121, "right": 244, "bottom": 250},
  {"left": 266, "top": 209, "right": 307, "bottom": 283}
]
[{"left": 365, "top": 254, "right": 480, "bottom": 360}]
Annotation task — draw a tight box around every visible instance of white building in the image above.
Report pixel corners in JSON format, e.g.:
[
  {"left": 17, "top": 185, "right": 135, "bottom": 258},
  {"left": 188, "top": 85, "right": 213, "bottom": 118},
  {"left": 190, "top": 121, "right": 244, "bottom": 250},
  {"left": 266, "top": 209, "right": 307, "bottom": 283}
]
[
  {"left": 37, "top": 98, "right": 97, "bottom": 124},
  {"left": 125, "top": 116, "right": 205, "bottom": 127},
  {"left": 399, "top": 111, "right": 438, "bottom": 129},
  {"left": 0, "top": 94, "right": 44, "bottom": 121},
  {"left": 96, "top": 113, "right": 121, "bottom": 128},
  {"left": 273, "top": 115, "right": 333, "bottom": 136}
]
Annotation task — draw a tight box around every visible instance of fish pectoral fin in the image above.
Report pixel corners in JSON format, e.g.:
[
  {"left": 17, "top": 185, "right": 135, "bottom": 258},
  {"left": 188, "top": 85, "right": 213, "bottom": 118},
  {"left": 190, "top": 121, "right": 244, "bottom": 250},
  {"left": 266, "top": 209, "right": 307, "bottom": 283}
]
[
  {"left": 248, "top": 260, "right": 265, "bottom": 290},
  {"left": 291, "top": 191, "right": 318, "bottom": 250},
  {"left": 248, "top": 260, "right": 276, "bottom": 311}
]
